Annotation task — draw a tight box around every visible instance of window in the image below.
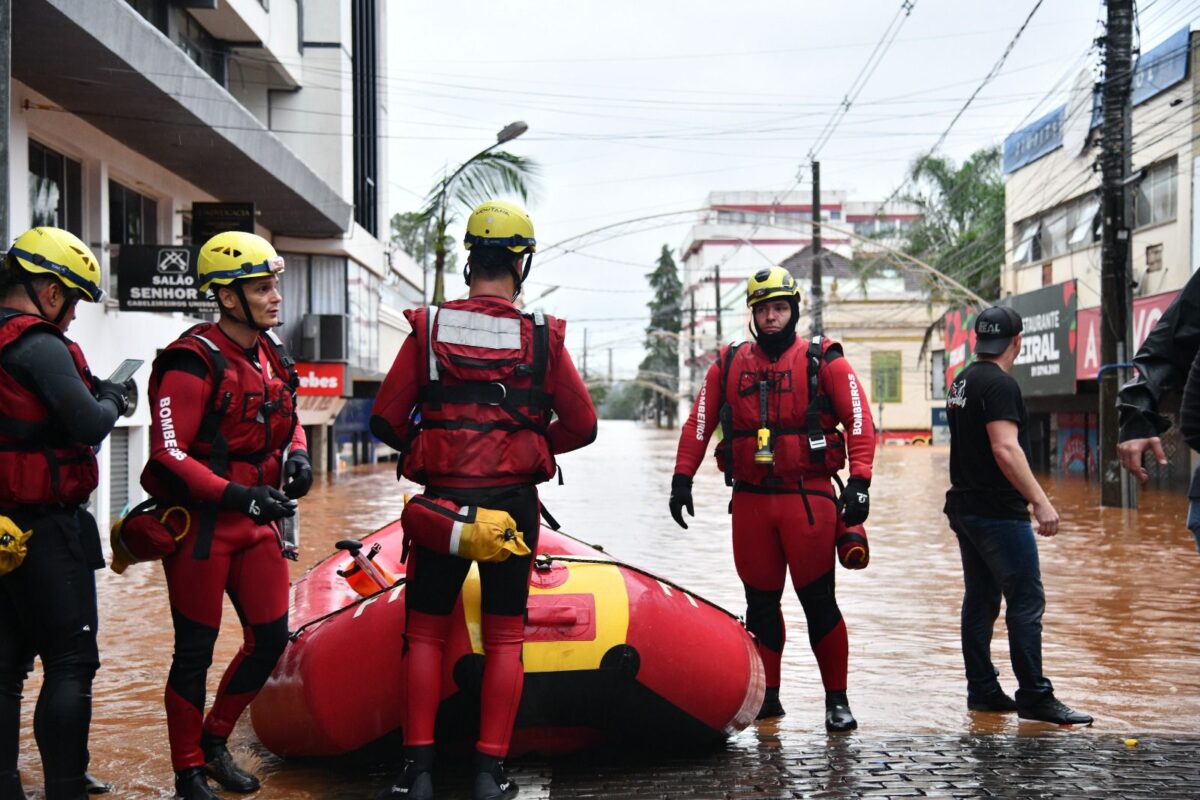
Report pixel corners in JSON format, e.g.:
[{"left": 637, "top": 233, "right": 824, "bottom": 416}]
[
  {"left": 1067, "top": 198, "right": 1099, "bottom": 246},
  {"left": 108, "top": 181, "right": 159, "bottom": 299},
  {"left": 351, "top": 0, "right": 379, "bottom": 235},
  {"left": 1135, "top": 159, "right": 1177, "bottom": 228},
  {"left": 348, "top": 262, "right": 380, "bottom": 370},
  {"left": 931, "top": 350, "right": 946, "bottom": 400},
  {"left": 1042, "top": 262, "right": 1054, "bottom": 286},
  {"left": 28, "top": 140, "right": 82, "bottom": 235},
  {"left": 1146, "top": 243, "right": 1163, "bottom": 273},
  {"left": 871, "top": 350, "right": 902, "bottom": 403}
]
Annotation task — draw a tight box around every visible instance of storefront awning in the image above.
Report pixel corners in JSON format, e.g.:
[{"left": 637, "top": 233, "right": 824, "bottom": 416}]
[{"left": 297, "top": 395, "right": 347, "bottom": 427}]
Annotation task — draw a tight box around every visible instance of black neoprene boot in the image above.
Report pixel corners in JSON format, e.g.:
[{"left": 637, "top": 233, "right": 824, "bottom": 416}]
[
  {"left": 200, "top": 731, "right": 260, "bottom": 793},
  {"left": 174, "top": 768, "right": 217, "bottom": 800},
  {"left": 756, "top": 686, "right": 785, "bottom": 720},
  {"left": 376, "top": 745, "right": 434, "bottom": 800},
  {"left": 472, "top": 751, "right": 518, "bottom": 800},
  {"left": 825, "top": 690, "right": 858, "bottom": 732}
]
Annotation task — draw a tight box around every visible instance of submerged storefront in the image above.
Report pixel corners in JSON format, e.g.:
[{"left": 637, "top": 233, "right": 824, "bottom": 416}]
[{"left": 942, "top": 281, "right": 1189, "bottom": 483}]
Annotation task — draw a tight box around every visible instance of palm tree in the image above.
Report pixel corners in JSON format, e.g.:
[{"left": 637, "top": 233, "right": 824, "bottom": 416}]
[{"left": 421, "top": 149, "right": 540, "bottom": 304}]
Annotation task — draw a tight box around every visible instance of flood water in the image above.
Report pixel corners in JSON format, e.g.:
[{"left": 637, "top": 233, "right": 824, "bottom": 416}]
[{"left": 14, "top": 420, "right": 1200, "bottom": 797}]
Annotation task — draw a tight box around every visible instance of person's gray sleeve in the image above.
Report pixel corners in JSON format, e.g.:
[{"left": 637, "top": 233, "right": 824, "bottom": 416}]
[
  {"left": 1118, "top": 267, "right": 1200, "bottom": 441},
  {"left": 1, "top": 331, "right": 119, "bottom": 446}
]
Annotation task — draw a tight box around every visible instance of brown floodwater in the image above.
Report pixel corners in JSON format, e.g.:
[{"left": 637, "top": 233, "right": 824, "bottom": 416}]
[{"left": 12, "top": 421, "right": 1200, "bottom": 797}]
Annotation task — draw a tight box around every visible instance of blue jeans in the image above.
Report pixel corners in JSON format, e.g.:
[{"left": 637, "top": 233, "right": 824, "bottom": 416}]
[
  {"left": 947, "top": 512, "right": 1053, "bottom": 707},
  {"left": 1188, "top": 499, "right": 1200, "bottom": 555}
]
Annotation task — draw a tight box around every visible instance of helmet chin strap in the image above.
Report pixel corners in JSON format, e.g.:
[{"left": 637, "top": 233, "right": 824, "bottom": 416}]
[
  {"left": 21, "top": 277, "right": 71, "bottom": 325},
  {"left": 223, "top": 283, "right": 271, "bottom": 333}
]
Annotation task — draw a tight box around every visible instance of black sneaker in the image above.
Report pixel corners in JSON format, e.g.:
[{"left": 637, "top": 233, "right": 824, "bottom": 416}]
[
  {"left": 1018, "top": 696, "right": 1093, "bottom": 726},
  {"left": 200, "top": 732, "right": 261, "bottom": 793},
  {"left": 756, "top": 687, "right": 785, "bottom": 720},
  {"left": 968, "top": 688, "right": 1018, "bottom": 712},
  {"left": 377, "top": 745, "right": 434, "bottom": 800},
  {"left": 825, "top": 691, "right": 858, "bottom": 733},
  {"left": 174, "top": 768, "right": 218, "bottom": 800},
  {"left": 473, "top": 752, "right": 518, "bottom": 800}
]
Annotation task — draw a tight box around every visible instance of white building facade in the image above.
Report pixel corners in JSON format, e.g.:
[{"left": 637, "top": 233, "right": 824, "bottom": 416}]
[
  {"left": 678, "top": 190, "right": 940, "bottom": 439},
  {"left": 5, "top": 0, "right": 419, "bottom": 531}
]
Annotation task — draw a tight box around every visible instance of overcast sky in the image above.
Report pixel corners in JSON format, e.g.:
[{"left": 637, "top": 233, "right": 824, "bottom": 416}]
[{"left": 386, "top": 0, "right": 1196, "bottom": 377}]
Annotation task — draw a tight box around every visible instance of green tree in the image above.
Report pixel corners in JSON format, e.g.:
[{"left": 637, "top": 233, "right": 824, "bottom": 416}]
[
  {"left": 901, "top": 146, "right": 1005, "bottom": 302},
  {"left": 419, "top": 151, "right": 540, "bottom": 304},
  {"left": 389, "top": 210, "right": 456, "bottom": 288},
  {"left": 597, "top": 382, "right": 641, "bottom": 420},
  {"left": 638, "top": 245, "right": 683, "bottom": 427}
]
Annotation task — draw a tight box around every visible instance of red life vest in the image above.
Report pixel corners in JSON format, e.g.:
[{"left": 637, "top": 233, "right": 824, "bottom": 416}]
[
  {"left": 0, "top": 310, "right": 99, "bottom": 506},
  {"left": 400, "top": 298, "right": 560, "bottom": 487},
  {"left": 715, "top": 335, "right": 848, "bottom": 484},
  {"left": 150, "top": 323, "right": 299, "bottom": 491}
]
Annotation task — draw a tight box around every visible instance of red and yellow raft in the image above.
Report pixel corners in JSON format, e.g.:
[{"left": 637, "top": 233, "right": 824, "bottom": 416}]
[{"left": 250, "top": 521, "right": 764, "bottom": 757}]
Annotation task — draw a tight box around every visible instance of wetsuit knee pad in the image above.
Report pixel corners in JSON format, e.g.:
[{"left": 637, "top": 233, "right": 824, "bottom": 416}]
[
  {"left": 225, "top": 615, "right": 289, "bottom": 696},
  {"left": 743, "top": 585, "right": 785, "bottom": 653},
  {"left": 795, "top": 571, "right": 843, "bottom": 644}
]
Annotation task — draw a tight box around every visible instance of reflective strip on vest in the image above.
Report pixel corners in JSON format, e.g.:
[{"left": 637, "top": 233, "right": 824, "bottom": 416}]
[
  {"left": 448, "top": 506, "right": 471, "bottom": 555},
  {"left": 436, "top": 308, "right": 522, "bottom": 350},
  {"left": 427, "top": 309, "right": 439, "bottom": 382}
]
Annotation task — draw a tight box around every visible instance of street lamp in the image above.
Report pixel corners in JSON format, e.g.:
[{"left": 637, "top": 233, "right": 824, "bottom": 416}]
[{"left": 430, "top": 120, "right": 529, "bottom": 304}]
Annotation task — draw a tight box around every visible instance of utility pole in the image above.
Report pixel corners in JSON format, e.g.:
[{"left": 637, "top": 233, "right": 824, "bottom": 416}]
[
  {"left": 713, "top": 261, "right": 723, "bottom": 344},
  {"left": 1098, "top": 0, "right": 1135, "bottom": 508},
  {"left": 0, "top": 0, "right": 10, "bottom": 242},
  {"left": 607, "top": 348, "right": 613, "bottom": 385},
  {"left": 811, "top": 160, "right": 824, "bottom": 337},
  {"left": 582, "top": 328, "right": 588, "bottom": 380}
]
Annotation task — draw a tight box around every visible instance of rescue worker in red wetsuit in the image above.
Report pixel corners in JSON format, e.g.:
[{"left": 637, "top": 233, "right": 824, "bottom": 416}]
[
  {"left": 0, "top": 227, "right": 134, "bottom": 800},
  {"left": 140, "top": 232, "right": 309, "bottom": 800},
  {"left": 370, "top": 200, "right": 597, "bottom": 800},
  {"left": 669, "top": 266, "right": 875, "bottom": 732}
]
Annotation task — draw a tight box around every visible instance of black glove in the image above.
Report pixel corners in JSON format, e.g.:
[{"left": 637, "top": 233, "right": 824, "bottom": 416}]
[
  {"left": 121, "top": 378, "right": 138, "bottom": 418},
  {"left": 283, "top": 450, "right": 313, "bottom": 499},
  {"left": 840, "top": 477, "right": 870, "bottom": 527},
  {"left": 221, "top": 483, "right": 297, "bottom": 525},
  {"left": 669, "top": 473, "right": 694, "bottom": 530},
  {"left": 93, "top": 378, "right": 132, "bottom": 417}
]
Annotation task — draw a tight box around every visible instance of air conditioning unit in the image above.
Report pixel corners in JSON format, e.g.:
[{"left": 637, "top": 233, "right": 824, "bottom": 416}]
[{"left": 300, "top": 314, "right": 349, "bottom": 361}]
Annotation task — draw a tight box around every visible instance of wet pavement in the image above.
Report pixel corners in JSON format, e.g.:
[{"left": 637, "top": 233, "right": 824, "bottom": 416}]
[{"left": 11, "top": 421, "right": 1200, "bottom": 798}]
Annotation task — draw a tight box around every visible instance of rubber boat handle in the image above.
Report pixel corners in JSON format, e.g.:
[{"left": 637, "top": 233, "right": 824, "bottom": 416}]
[
  {"left": 336, "top": 539, "right": 362, "bottom": 556},
  {"left": 526, "top": 606, "right": 582, "bottom": 626}
]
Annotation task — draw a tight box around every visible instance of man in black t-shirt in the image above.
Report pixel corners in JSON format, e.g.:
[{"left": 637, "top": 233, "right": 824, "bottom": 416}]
[{"left": 944, "top": 306, "right": 1092, "bottom": 726}]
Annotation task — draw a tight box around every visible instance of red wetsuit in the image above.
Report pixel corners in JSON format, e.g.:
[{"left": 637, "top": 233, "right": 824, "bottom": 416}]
[
  {"left": 141, "top": 323, "right": 305, "bottom": 772},
  {"left": 674, "top": 335, "right": 875, "bottom": 693},
  {"left": 371, "top": 296, "right": 596, "bottom": 758}
]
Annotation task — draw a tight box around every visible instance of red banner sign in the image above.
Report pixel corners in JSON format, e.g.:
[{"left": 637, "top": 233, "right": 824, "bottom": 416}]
[
  {"left": 1075, "top": 290, "right": 1179, "bottom": 380},
  {"left": 295, "top": 361, "right": 349, "bottom": 397}
]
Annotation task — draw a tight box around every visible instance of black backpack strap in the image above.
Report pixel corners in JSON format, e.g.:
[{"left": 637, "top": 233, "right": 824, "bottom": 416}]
[
  {"left": 187, "top": 333, "right": 231, "bottom": 560},
  {"left": 806, "top": 336, "right": 829, "bottom": 464},
  {"left": 718, "top": 343, "right": 743, "bottom": 487}
]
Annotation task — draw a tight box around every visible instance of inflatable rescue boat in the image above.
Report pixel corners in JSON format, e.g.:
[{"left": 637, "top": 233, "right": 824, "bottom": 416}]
[{"left": 250, "top": 521, "right": 764, "bottom": 757}]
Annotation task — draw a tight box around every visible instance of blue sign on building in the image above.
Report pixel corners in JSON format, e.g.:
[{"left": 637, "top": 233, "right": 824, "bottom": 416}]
[
  {"left": 1003, "top": 105, "right": 1065, "bottom": 174},
  {"left": 1131, "top": 26, "right": 1190, "bottom": 107},
  {"left": 1003, "top": 26, "right": 1190, "bottom": 174}
]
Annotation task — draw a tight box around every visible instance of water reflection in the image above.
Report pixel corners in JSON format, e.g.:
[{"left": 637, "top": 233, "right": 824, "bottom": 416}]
[{"left": 11, "top": 421, "right": 1200, "bottom": 797}]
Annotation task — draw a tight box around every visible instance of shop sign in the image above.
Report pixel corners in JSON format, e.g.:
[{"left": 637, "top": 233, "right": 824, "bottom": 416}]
[
  {"left": 117, "top": 245, "right": 217, "bottom": 314},
  {"left": 1002, "top": 106, "right": 1064, "bottom": 174},
  {"left": 1131, "top": 26, "right": 1190, "bottom": 107},
  {"left": 1075, "top": 289, "right": 1180, "bottom": 380},
  {"left": 295, "top": 361, "right": 349, "bottom": 397},
  {"left": 191, "top": 202, "right": 256, "bottom": 243},
  {"left": 1008, "top": 281, "right": 1077, "bottom": 397}
]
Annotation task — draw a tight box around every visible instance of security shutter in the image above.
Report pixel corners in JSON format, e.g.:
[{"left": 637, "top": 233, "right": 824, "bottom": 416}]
[{"left": 109, "top": 427, "right": 130, "bottom": 519}]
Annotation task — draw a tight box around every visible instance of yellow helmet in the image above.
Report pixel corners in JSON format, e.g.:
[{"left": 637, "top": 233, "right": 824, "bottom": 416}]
[
  {"left": 746, "top": 266, "right": 798, "bottom": 307},
  {"left": 197, "top": 231, "right": 284, "bottom": 294},
  {"left": 6, "top": 227, "right": 104, "bottom": 302},
  {"left": 463, "top": 200, "right": 536, "bottom": 253}
]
